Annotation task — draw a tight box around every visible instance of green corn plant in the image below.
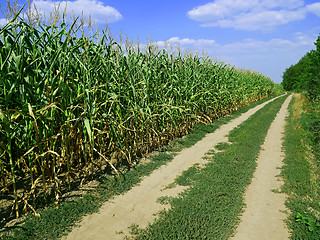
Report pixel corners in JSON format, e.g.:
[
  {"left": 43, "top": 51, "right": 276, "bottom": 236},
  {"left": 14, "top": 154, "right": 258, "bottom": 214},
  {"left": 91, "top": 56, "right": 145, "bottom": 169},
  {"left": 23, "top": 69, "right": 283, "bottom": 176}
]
[{"left": 0, "top": 2, "right": 279, "bottom": 218}]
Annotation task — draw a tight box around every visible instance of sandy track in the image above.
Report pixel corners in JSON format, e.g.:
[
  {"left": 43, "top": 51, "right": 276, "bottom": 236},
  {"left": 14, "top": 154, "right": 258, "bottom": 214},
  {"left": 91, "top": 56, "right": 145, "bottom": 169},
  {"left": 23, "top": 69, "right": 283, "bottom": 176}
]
[
  {"left": 63, "top": 96, "right": 282, "bottom": 240},
  {"left": 231, "top": 94, "right": 292, "bottom": 240}
]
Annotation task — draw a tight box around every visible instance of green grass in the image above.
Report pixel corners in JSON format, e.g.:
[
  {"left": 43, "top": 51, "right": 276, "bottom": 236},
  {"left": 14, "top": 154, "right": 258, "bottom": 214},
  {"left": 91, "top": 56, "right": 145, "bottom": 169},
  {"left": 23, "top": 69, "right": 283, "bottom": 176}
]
[
  {"left": 129, "top": 95, "right": 288, "bottom": 239},
  {"left": 0, "top": 96, "right": 279, "bottom": 240},
  {"left": 215, "top": 141, "right": 231, "bottom": 151},
  {"left": 280, "top": 94, "right": 320, "bottom": 239}
]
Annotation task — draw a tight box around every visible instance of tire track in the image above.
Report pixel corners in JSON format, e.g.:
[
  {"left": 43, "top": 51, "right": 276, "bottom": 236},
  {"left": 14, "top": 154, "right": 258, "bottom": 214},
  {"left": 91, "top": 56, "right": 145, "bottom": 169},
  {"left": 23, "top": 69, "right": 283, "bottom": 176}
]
[
  {"left": 231, "top": 94, "right": 293, "bottom": 240},
  {"left": 63, "top": 96, "right": 284, "bottom": 240}
]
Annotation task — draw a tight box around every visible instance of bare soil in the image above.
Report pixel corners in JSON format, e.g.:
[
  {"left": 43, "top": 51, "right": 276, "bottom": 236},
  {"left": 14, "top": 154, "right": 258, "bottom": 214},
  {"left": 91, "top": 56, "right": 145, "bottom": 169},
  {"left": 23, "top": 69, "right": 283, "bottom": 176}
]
[
  {"left": 63, "top": 96, "right": 285, "bottom": 240},
  {"left": 231, "top": 94, "right": 292, "bottom": 240}
]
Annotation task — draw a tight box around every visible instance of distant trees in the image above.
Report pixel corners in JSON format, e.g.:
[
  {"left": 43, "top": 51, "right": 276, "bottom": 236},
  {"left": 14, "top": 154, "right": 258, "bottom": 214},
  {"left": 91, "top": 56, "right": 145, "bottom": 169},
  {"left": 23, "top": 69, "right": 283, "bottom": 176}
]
[{"left": 282, "top": 35, "right": 320, "bottom": 101}]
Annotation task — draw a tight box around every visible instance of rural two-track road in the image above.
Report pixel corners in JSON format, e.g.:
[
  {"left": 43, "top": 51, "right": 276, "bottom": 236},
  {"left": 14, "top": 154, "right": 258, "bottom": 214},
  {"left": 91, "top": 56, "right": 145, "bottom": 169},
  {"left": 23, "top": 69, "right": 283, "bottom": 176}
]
[{"left": 64, "top": 94, "right": 292, "bottom": 240}]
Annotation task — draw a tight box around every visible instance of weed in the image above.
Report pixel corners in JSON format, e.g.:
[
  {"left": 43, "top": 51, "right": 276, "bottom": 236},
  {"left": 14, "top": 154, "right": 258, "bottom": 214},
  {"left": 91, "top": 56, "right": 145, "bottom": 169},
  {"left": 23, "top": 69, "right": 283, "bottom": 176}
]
[{"left": 296, "top": 212, "right": 320, "bottom": 232}]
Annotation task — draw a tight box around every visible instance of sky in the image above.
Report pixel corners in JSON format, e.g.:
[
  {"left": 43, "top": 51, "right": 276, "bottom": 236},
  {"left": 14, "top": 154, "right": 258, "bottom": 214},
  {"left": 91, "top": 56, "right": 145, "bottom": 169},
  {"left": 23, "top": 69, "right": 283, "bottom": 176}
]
[{"left": 1, "top": 0, "right": 320, "bottom": 83}]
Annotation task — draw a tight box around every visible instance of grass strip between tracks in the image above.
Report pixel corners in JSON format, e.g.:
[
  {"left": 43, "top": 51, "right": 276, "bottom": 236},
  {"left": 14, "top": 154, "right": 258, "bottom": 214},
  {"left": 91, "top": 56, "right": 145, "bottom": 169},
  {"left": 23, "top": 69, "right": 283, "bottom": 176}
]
[
  {"left": 280, "top": 94, "right": 320, "bottom": 239},
  {"left": 0, "top": 96, "right": 280, "bottom": 240},
  {"left": 130, "top": 95, "right": 288, "bottom": 239}
]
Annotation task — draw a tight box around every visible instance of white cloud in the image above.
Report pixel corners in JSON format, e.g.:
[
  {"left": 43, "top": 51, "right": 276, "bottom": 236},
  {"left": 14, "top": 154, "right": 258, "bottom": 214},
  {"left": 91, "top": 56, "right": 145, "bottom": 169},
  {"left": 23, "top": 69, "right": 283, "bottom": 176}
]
[
  {"left": 187, "top": 0, "right": 259, "bottom": 22},
  {"left": 211, "top": 34, "right": 315, "bottom": 82},
  {"left": 153, "top": 34, "right": 315, "bottom": 83},
  {"left": 30, "top": 0, "right": 122, "bottom": 24},
  {"left": 154, "top": 34, "right": 314, "bottom": 60},
  {"left": 168, "top": 37, "right": 215, "bottom": 45},
  {"left": 221, "top": 9, "right": 305, "bottom": 31},
  {"left": 187, "top": 0, "right": 311, "bottom": 31},
  {"left": 306, "top": 2, "right": 320, "bottom": 17},
  {"left": 155, "top": 37, "right": 216, "bottom": 49},
  {"left": 187, "top": 2, "right": 230, "bottom": 22},
  {"left": 292, "top": 32, "right": 315, "bottom": 45},
  {"left": 154, "top": 34, "right": 314, "bottom": 62},
  {"left": 0, "top": 18, "right": 9, "bottom": 27},
  {"left": 218, "top": 36, "right": 313, "bottom": 55},
  {"left": 259, "top": 0, "right": 304, "bottom": 9}
]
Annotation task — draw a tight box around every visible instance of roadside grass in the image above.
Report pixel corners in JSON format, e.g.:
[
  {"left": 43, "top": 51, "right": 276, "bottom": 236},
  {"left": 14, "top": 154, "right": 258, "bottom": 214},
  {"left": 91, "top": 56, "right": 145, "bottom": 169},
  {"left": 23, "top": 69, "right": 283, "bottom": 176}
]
[
  {"left": 0, "top": 96, "right": 279, "bottom": 240},
  {"left": 129, "top": 95, "right": 288, "bottom": 239},
  {"left": 215, "top": 141, "right": 231, "bottom": 151},
  {"left": 281, "top": 94, "right": 320, "bottom": 239}
]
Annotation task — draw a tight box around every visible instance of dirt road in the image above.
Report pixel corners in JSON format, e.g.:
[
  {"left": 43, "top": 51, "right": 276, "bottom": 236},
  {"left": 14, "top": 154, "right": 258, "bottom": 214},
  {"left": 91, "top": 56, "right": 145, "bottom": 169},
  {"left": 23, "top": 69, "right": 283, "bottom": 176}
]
[
  {"left": 63, "top": 95, "right": 286, "bottom": 240},
  {"left": 231, "top": 94, "right": 292, "bottom": 240}
]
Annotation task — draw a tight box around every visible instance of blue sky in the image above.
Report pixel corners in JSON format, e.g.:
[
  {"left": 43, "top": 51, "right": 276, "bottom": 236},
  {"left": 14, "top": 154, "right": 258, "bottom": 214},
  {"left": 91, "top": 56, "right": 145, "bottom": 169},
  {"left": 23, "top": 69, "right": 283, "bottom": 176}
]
[{"left": 1, "top": 0, "right": 320, "bottom": 83}]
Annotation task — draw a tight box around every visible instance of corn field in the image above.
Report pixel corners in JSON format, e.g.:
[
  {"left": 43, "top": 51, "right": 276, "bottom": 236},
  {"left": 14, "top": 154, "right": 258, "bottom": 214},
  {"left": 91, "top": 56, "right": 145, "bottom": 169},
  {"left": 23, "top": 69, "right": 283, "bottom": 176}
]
[{"left": 0, "top": 11, "right": 277, "bottom": 217}]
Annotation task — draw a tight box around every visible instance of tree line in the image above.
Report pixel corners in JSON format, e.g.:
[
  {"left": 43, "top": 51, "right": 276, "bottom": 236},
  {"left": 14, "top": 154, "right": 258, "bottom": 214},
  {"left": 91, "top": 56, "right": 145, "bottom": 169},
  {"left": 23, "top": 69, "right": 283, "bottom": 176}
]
[{"left": 282, "top": 34, "right": 320, "bottom": 101}]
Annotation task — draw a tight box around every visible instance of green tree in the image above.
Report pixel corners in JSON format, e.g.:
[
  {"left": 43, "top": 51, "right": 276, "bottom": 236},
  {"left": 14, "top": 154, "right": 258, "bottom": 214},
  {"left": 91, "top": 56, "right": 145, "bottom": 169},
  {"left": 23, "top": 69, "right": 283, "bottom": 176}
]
[
  {"left": 305, "top": 36, "right": 320, "bottom": 101},
  {"left": 282, "top": 34, "right": 320, "bottom": 101}
]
